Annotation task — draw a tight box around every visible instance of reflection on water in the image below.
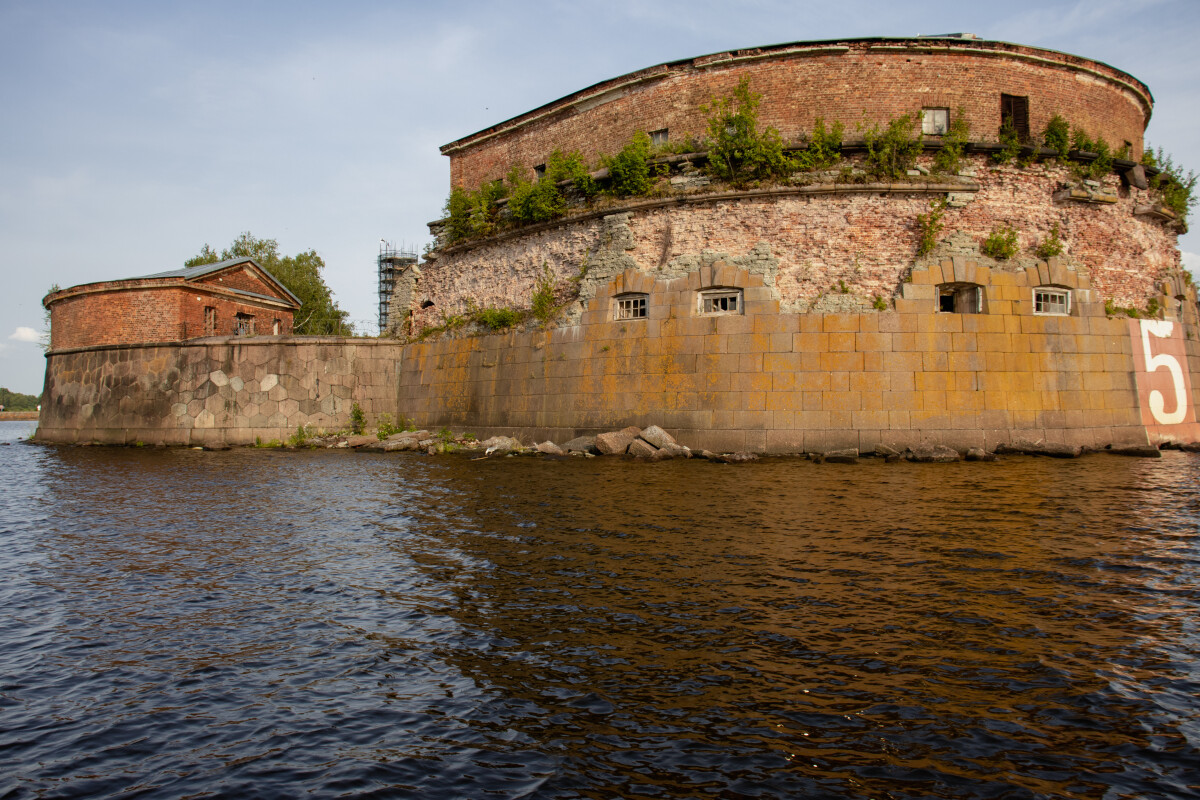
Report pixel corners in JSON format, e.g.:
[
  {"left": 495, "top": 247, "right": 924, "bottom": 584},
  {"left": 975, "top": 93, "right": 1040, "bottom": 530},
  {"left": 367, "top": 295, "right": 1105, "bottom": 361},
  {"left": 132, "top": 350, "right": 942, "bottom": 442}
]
[{"left": 1, "top": 419, "right": 1198, "bottom": 799}]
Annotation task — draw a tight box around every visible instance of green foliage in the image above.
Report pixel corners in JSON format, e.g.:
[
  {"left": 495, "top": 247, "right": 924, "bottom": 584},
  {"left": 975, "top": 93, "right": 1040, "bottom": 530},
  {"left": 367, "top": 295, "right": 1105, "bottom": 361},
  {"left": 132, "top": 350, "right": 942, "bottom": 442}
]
[
  {"left": 1105, "top": 298, "right": 1141, "bottom": 318},
  {"left": 531, "top": 264, "right": 558, "bottom": 324},
  {"left": 350, "top": 402, "right": 365, "bottom": 435},
  {"left": 1035, "top": 222, "right": 1064, "bottom": 260},
  {"left": 41, "top": 283, "right": 60, "bottom": 352},
  {"left": 1069, "top": 128, "right": 1113, "bottom": 180},
  {"left": 702, "top": 78, "right": 794, "bottom": 186},
  {"left": 475, "top": 306, "right": 521, "bottom": 331},
  {"left": 915, "top": 197, "right": 947, "bottom": 257},
  {"left": 837, "top": 279, "right": 849, "bottom": 294},
  {"left": 860, "top": 113, "right": 923, "bottom": 179},
  {"left": 932, "top": 110, "right": 970, "bottom": 175},
  {"left": 1147, "top": 147, "right": 1198, "bottom": 220},
  {"left": 463, "top": 432, "right": 477, "bottom": 442},
  {"left": 992, "top": 121, "right": 1022, "bottom": 165},
  {"left": 376, "top": 413, "right": 399, "bottom": 440},
  {"left": 793, "top": 118, "right": 843, "bottom": 172},
  {"left": 1042, "top": 115, "right": 1070, "bottom": 159},
  {"left": 288, "top": 424, "right": 309, "bottom": 447},
  {"left": 604, "top": 132, "right": 655, "bottom": 196},
  {"left": 546, "top": 149, "right": 598, "bottom": 199},
  {"left": 0, "top": 387, "right": 40, "bottom": 411},
  {"left": 872, "top": 295, "right": 888, "bottom": 311},
  {"left": 1146, "top": 298, "right": 1161, "bottom": 318},
  {"left": 186, "top": 233, "right": 351, "bottom": 335},
  {"left": 981, "top": 225, "right": 1019, "bottom": 260},
  {"left": 507, "top": 166, "right": 566, "bottom": 224},
  {"left": 444, "top": 179, "right": 507, "bottom": 244},
  {"left": 437, "top": 427, "right": 455, "bottom": 443}
]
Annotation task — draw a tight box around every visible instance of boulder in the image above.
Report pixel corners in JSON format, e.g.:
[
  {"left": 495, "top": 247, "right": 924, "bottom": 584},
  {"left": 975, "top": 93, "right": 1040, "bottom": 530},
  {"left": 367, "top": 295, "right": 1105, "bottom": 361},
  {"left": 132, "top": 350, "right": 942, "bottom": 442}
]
[
  {"left": 824, "top": 448, "right": 858, "bottom": 464},
  {"left": 906, "top": 443, "right": 962, "bottom": 462},
  {"left": 874, "top": 444, "right": 901, "bottom": 462},
  {"left": 535, "top": 441, "right": 565, "bottom": 456},
  {"left": 595, "top": 428, "right": 639, "bottom": 455},
  {"left": 627, "top": 438, "right": 658, "bottom": 458},
  {"left": 562, "top": 435, "right": 599, "bottom": 454},
  {"left": 479, "top": 435, "right": 524, "bottom": 454},
  {"left": 716, "top": 452, "right": 759, "bottom": 463},
  {"left": 638, "top": 425, "right": 677, "bottom": 450},
  {"left": 964, "top": 447, "right": 996, "bottom": 462},
  {"left": 1105, "top": 445, "right": 1161, "bottom": 458},
  {"left": 657, "top": 441, "right": 692, "bottom": 459},
  {"left": 344, "top": 435, "right": 377, "bottom": 448},
  {"left": 996, "top": 440, "right": 1082, "bottom": 458},
  {"left": 1180, "top": 442, "right": 1200, "bottom": 453},
  {"left": 389, "top": 430, "right": 428, "bottom": 441}
]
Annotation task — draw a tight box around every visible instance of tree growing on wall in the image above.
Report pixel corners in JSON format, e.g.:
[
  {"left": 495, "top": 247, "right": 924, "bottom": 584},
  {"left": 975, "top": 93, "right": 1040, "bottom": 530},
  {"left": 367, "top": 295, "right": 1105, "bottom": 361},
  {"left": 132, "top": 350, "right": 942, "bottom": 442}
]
[{"left": 185, "top": 233, "right": 352, "bottom": 335}]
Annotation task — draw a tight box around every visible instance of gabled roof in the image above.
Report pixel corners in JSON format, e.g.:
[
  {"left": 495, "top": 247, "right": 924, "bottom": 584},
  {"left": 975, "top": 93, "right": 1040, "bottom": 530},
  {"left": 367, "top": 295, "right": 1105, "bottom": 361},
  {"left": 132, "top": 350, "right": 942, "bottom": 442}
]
[{"left": 137, "top": 257, "right": 302, "bottom": 307}]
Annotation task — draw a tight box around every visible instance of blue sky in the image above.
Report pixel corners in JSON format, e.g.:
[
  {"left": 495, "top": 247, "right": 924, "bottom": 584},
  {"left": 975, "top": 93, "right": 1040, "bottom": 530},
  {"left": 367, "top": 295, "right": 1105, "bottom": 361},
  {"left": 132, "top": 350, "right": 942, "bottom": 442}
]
[{"left": 2, "top": 0, "right": 1198, "bottom": 394}]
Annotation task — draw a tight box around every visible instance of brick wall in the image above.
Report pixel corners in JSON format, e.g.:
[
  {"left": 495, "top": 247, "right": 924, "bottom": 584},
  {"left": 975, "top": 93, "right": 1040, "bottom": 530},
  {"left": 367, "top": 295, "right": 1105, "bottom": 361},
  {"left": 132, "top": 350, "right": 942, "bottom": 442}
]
[
  {"left": 48, "top": 282, "right": 294, "bottom": 350},
  {"left": 446, "top": 40, "right": 1152, "bottom": 191}
]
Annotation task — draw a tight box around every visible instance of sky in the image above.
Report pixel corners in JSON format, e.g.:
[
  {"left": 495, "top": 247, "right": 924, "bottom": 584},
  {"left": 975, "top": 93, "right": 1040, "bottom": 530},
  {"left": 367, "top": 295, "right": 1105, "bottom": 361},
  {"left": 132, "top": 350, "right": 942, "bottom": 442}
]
[{"left": 2, "top": 0, "right": 1199, "bottom": 394}]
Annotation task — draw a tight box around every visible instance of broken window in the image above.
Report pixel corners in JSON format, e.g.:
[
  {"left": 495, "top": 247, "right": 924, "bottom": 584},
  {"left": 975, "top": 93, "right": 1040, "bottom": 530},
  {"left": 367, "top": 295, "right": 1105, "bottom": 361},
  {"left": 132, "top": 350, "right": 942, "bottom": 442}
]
[
  {"left": 533, "top": 164, "right": 546, "bottom": 181},
  {"left": 650, "top": 129, "right": 669, "bottom": 147},
  {"left": 234, "top": 313, "right": 255, "bottom": 336},
  {"left": 937, "top": 283, "right": 984, "bottom": 314},
  {"left": 922, "top": 108, "right": 949, "bottom": 136},
  {"left": 614, "top": 293, "right": 648, "bottom": 320},
  {"left": 1033, "top": 287, "right": 1071, "bottom": 316},
  {"left": 204, "top": 306, "right": 216, "bottom": 335},
  {"left": 699, "top": 288, "right": 743, "bottom": 315},
  {"left": 1000, "top": 94, "right": 1030, "bottom": 142}
]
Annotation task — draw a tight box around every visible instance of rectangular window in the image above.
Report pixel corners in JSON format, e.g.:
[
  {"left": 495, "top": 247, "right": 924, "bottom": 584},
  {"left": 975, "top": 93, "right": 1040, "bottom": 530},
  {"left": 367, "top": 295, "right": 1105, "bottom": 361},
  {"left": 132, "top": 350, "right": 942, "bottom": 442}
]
[
  {"left": 649, "top": 129, "right": 669, "bottom": 147},
  {"left": 615, "top": 294, "right": 648, "bottom": 320},
  {"left": 922, "top": 108, "right": 949, "bottom": 136},
  {"left": 234, "top": 313, "right": 255, "bottom": 336},
  {"left": 938, "top": 284, "right": 983, "bottom": 314},
  {"left": 272, "top": 318, "right": 281, "bottom": 335},
  {"left": 699, "top": 289, "right": 742, "bottom": 315},
  {"left": 203, "top": 306, "right": 216, "bottom": 335},
  {"left": 1000, "top": 94, "right": 1030, "bottom": 142},
  {"left": 1034, "top": 288, "right": 1071, "bottom": 315}
]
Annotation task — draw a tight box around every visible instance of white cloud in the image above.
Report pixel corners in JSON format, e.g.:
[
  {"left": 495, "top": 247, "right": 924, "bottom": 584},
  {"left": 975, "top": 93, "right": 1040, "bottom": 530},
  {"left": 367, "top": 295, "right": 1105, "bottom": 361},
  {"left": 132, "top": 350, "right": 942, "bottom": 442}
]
[{"left": 9, "top": 327, "right": 42, "bottom": 343}]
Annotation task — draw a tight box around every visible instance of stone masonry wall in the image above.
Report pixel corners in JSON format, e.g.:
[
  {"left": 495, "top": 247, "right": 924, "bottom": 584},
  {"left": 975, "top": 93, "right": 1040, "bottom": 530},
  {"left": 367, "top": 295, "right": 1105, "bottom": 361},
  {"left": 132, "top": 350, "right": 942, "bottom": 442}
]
[
  {"left": 38, "top": 337, "right": 401, "bottom": 446},
  {"left": 447, "top": 40, "right": 1151, "bottom": 191},
  {"left": 411, "top": 157, "right": 1179, "bottom": 333}
]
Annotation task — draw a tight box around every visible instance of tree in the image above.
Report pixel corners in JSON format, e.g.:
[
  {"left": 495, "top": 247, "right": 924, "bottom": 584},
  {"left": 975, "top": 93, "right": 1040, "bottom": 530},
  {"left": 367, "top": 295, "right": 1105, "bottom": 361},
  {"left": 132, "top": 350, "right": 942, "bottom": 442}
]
[{"left": 186, "top": 232, "right": 352, "bottom": 335}]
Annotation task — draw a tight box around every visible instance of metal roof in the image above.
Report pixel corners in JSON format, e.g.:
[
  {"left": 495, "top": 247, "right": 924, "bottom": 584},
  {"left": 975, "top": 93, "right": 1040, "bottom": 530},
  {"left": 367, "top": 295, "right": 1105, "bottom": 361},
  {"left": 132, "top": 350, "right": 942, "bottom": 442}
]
[{"left": 137, "top": 257, "right": 302, "bottom": 307}]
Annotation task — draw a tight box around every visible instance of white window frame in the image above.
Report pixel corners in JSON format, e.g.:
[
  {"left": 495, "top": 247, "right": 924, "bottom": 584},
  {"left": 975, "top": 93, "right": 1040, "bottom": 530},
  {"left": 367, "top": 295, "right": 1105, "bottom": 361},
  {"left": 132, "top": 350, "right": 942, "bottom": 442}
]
[
  {"left": 922, "top": 108, "right": 950, "bottom": 136},
  {"left": 1033, "top": 287, "right": 1071, "bottom": 316},
  {"left": 698, "top": 288, "right": 743, "bottom": 316},
  {"left": 614, "top": 293, "right": 648, "bottom": 320}
]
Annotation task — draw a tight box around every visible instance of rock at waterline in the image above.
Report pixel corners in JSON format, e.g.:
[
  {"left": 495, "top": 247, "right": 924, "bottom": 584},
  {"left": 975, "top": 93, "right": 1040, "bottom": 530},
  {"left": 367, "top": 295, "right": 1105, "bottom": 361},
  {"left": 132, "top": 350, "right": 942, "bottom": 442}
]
[
  {"left": 595, "top": 427, "right": 640, "bottom": 455},
  {"left": 562, "top": 435, "right": 599, "bottom": 454},
  {"left": 906, "top": 443, "right": 961, "bottom": 463},
  {"left": 627, "top": 438, "right": 658, "bottom": 458},
  {"left": 638, "top": 425, "right": 677, "bottom": 450},
  {"left": 536, "top": 441, "right": 565, "bottom": 456}
]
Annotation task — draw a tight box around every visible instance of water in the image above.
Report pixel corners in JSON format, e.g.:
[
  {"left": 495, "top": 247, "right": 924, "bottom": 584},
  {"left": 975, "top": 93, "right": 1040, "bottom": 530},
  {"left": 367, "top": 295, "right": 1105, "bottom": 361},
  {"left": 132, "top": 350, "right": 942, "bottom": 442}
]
[{"left": 2, "top": 418, "right": 1199, "bottom": 799}]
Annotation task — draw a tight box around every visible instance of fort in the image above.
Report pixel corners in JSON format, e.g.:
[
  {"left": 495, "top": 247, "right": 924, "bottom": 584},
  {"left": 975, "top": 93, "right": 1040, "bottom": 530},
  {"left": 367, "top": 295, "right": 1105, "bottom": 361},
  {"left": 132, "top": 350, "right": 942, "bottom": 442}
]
[{"left": 36, "top": 36, "right": 1200, "bottom": 452}]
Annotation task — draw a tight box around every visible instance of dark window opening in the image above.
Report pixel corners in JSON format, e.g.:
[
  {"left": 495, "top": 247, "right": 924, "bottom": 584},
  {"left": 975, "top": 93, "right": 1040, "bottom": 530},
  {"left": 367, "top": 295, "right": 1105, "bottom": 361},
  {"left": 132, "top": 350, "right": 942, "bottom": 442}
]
[
  {"left": 650, "top": 129, "right": 669, "bottom": 147},
  {"left": 234, "top": 313, "right": 255, "bottom": 336},
  {"left": 203, "top": 306, "right": 216, "bottom": 335},
  {"left": 938, "top": 283, "right": 984, "bottom": 314},
  {"left": 421, "top": 299, "right": 435, "bottom": 309},
  {"left": 1000, "top": 94, "right": 1030, "bottom": 143},
  {"left": 533, "top": 164, "right": 546, "bottom": 181}
]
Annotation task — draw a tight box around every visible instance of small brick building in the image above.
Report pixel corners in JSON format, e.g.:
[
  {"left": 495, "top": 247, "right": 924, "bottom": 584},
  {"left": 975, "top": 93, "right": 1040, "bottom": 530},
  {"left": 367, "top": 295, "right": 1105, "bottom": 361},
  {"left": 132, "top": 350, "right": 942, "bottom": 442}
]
[{"left": 45, "top": 258, "right": 301, "bottom": 351}]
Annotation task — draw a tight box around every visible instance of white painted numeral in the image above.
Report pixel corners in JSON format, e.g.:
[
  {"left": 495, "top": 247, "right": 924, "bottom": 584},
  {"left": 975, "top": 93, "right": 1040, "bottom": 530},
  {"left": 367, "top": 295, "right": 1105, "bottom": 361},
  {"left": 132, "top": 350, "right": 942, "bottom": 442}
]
[{"left": 1140, "top": 320, "right": 1188, "bottom": 425}]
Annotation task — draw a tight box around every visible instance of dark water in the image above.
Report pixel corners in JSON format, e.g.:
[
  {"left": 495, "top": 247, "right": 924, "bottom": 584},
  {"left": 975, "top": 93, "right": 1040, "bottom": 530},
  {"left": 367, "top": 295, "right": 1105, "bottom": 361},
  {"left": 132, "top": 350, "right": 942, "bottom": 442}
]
[{"left": 2, "top": 420, "right": 1199, "bottom": 799}]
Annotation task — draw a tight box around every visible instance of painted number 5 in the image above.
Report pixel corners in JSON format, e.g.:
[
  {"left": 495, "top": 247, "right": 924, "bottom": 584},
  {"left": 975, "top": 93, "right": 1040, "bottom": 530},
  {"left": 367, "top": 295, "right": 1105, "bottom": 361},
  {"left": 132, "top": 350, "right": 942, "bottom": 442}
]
[{"left": 1140, "top": 320, "right": 1188, "bottom": 425}]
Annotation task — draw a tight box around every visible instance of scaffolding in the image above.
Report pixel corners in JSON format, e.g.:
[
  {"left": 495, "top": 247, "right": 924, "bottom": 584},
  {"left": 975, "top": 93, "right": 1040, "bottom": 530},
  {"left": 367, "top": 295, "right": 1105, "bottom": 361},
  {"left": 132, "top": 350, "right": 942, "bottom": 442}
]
[{"left": 378, "top": 241, "right": 418, "bottom": 334}]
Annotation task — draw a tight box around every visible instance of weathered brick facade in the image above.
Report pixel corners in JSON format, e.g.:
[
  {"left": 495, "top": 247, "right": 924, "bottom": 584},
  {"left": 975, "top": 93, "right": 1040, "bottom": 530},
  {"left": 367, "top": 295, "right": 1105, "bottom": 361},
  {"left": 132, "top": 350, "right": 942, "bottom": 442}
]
[
  {"left": 45, "top": 258, "right": 298, "bottom": 350},
  {"left": 444, "top": 38, "right": 1152, "bottom": 191}
]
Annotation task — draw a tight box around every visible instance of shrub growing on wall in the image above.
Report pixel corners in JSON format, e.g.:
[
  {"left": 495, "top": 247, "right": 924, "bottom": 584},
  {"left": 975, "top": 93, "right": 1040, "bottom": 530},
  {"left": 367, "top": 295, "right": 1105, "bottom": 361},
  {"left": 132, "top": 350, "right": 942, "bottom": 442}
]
[
  {"left": 1043, "top": 115, "right": 1070, "bottom": 159},
  {"left": 603, "top": 132, "right": 654, "bottom": 197},
  {"left": 702, "top": 78, "right": 793, "bottom": 187},
  {"left": 793, "top": 118, "right": 843, "bottom": 172},
  {"left": 1144, "top": 147, "right": 1198, "bottom": 220},
  {"left": 932, "top": 110, "right": 969, "bottom": 175},
  {"left": 861, "top": 113, "right": 922, "bottom": 179}
]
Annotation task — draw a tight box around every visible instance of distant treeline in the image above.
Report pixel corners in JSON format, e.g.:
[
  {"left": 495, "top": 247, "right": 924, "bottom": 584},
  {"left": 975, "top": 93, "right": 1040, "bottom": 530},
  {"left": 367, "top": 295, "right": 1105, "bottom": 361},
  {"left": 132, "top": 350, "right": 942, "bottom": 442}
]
[{"left": 0, "top": 388, "right": 41, "bottom": 411}]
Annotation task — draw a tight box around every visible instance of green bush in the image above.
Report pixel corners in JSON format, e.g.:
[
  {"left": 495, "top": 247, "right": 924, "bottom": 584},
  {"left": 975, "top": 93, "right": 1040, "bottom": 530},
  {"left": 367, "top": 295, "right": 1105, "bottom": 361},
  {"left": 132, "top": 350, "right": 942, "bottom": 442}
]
[
  {"left": 475, "top": 307, "right": 522, "bottom": 331},
  {"left": 982, "top": 225, "right": 1019, "bottom": 260},
  {"left": 1070, "top": 128, "right": 1113, "bottom": 180},
  {"left": 1035, "top": 222, "right": 1064, "bottom": 260},
  {"left": 604, "top": 132, "right": 654, "bottom": 197},
  {"left": 350, "top": 402, "right": 365, "bottom": 435},
  {"left": 916, "top": 197, "right": 947, "bottom": 256},
  {"left": 444, "top": 179, "right": 507, "bottom": 244},
  {"left": 932, "top": 109, "right": 969, "bottom": 175},
  {"left": 793, "top": 118, "right": 843, "bottom": 172},
  {"left": 992, "top": 120, "right": 1022, "bottom": 165},
  {"left": 546, "top": 149, "right": 598, "bottom": 198},
  {"left": 861, "top": 112, "right": 922, "bottom": 179},
  {"left": 376, "top": 413, "right": 399, "bottom": 440},
  {"left": 531, "top": 264, "right": 558, "bottom": 324},
  {"left": 1146, "top": 147, "right": 1198, "bottom": 220},
  {"left": 1043, "top": 115, "right": 1070, "bottom": 159},
  {"left": 507, "top": 165, "right": 566, "bottom": 223},
  {"left": 702, "top": 78, "right": 794, "bottom": 186}
]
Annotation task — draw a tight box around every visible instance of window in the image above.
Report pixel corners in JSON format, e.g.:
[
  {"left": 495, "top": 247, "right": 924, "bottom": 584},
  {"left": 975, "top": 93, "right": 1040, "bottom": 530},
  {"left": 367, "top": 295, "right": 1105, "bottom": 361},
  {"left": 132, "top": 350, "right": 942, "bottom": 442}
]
[
  {"left": 649, "top": 129, "right": 669, "bottom": 147},
  {"left": 272, "top": 318, "right": 281, "bottom": 335},
  {"left": 614, "top": 293, "right": 648, "bottom": 320},
  {"left": 1033, "top": 287, "right": 1071, "bottom": 315},
  {"left": 533, "top": 164, "right": 546, "bottom": 181},
  {"left": 937, "top": 283, "right": 984, "bottom": 314},
  {"left": 699, "top": 288, "right": 743, "bottom": 315},
  {"left": 234, "top": 313, "right": 255, "bottom": 336},
  {"left": 1000, "top": 94, "right": 1030, "bottom": 142},
  {"left": 922, "top": 108, "right": 949, "bottom": 136},
  {"left": 203, "top": 306, "right": 216, "bottom": 335}
]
